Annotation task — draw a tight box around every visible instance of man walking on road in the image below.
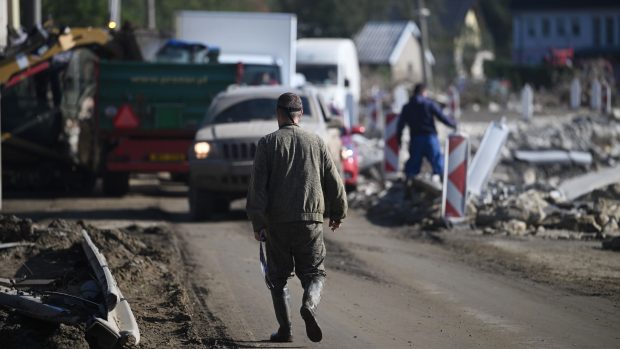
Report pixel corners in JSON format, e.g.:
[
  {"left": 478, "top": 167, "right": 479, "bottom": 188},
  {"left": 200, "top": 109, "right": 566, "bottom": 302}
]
[
  {"left": 247, "top": 92, "right": 348, "bottom": 343},
  {"left": 397, "top": 83, "right": 457, "bottom": 181}
]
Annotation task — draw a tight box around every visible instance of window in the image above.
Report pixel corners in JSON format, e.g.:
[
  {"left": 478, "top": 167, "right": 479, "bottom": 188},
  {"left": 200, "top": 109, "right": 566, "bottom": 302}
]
[
  {"left": 593, "top": 16, "right": 601, "bottom": 47},
  {"left": 206, "top": 97, "right": 311, "bottom": 124},
  {"left": 542, "top": 18, "right": 551, "bottom": 37},
  {"left": 556, "top": 17, "right": 566, "bottom": 37},
  {"left": 606, "top": 16, "right": 614, "bottom": 46},
  {"left": 242, "top": 65, "right": 282, "bottom": 86},
  {"left": 527, "top": 18, "right": 536, "bottom": 37},
  {"left": 296, "top": 64, "right": 338, "bottom": 86},
  {"left": 571, "top": 18, "right": 581, "bottom": 37}
]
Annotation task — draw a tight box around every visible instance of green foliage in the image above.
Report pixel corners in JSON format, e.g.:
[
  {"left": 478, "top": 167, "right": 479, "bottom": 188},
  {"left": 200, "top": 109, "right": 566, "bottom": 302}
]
[
  {"left": 478, "top": 0, "right": 512, "bottom": 60},
  {"left": 42, "top": 0, "right": 269, "bottom": 32},
  {"left": 42, "top": 0, "right": 108, "bottom": 27},
  {"left": 269, "top": 0, "right": 412, "bottom": 38}
]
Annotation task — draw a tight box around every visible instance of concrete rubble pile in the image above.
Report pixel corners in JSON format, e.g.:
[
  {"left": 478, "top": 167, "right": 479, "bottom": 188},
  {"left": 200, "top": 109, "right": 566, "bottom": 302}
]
[
  {"left": 491, "top": 114, "right": 620, "bottom": 189},
  {"left": 0, "top": 215, "right": 140, "bottom": 348},
  {"left": 0, "top": 215, "right": 198, "bottom": 348},
  {"left": 475, "top": 114, "right": 620, "bottom": 244},
  {"left": 348, "top": 113, "right": 620, "bottom": 248}
]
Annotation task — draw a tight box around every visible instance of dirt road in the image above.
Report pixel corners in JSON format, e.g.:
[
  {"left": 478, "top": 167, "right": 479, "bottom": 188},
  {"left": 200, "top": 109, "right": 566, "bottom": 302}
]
[{"left": 4, "top": 178, "right": 620, "bottom": 348}]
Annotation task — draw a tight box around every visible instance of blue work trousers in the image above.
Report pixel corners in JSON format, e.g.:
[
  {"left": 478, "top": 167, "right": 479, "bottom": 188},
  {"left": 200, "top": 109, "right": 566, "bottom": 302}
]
[{"left": 405, "top": 134, "right": 444, "bottom": 177}]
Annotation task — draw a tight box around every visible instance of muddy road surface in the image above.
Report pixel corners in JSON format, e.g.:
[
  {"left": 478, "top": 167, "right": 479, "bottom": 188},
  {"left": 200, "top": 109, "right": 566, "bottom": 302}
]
[{"left": 4, "top": 177, "right": 619, "bottom": 348}]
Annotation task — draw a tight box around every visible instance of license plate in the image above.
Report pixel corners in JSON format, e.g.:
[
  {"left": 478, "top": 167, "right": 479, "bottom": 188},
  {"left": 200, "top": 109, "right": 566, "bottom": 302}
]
[{"left": 149, "top": 153, "right": 186, "bottom": 162}]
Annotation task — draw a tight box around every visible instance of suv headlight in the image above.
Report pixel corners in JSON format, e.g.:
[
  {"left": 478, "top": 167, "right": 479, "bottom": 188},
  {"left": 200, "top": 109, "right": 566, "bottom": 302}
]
[{"left": 194, "top": 142, "right": 211, "bottom": 159}]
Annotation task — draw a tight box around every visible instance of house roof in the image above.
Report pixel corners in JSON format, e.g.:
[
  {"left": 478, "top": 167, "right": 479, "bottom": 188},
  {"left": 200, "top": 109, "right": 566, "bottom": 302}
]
[
  {"left": 354, "top": 21, "right": 420, "bottom": 65},
  {"left": 510, "top": 0, "right": 620, "bottom": 11}
]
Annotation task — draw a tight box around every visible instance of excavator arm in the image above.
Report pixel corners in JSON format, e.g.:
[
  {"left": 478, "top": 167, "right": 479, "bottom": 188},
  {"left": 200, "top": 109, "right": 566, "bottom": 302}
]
[{"left": 0, "top": 27, "right": 110, "bottom": 86}]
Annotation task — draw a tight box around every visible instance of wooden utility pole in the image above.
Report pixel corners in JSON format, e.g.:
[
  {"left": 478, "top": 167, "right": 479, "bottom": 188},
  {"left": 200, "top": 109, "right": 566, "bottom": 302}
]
[{"left": 416, "top": 0, "right": 433, "bottom": 88}]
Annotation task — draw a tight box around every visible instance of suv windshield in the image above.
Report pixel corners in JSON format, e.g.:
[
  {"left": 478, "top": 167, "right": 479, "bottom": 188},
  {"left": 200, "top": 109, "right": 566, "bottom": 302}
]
[
  {"left": 206, "top": 97, "right": 311, "bottom": 125},
  {"left": 297, "top": 64, "right": 338, "bottom": 85},
  {"left": 242, "top": 65, "right": 282, "bottom": 86}
]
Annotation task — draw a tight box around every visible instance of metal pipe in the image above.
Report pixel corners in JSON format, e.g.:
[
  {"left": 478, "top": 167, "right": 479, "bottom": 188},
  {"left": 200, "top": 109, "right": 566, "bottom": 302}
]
[{"left": 146, "top": 0, "right": 156, "bottom": 30}]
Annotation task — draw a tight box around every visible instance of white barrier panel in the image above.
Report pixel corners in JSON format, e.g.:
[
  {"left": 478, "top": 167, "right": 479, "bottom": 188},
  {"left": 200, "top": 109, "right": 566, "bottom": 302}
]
[
  {"left": 521, "top": 84, "right": 533, "bottom": 121},
  {"left": 468, "top": 120, "right": 510, "bottom": 198},
  {"left": 570, "top": 78, "right": 581, "bottom": 109},
  {"left": 442, "top": 133, "right": 469, "bottom": 221},
  {"left": 603, "top": 82, "right": 612, "bottom": 115},
  {"left": 591, "top": 79, "right": 601, "bottom": 111}
]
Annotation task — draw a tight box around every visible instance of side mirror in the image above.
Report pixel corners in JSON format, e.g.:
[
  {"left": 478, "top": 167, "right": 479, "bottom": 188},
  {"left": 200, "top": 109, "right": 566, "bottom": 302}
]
[
  {"left": 350, "top": 125, "right": 365, "bottom": 135},
  {"left": 326, "top": 117, "right": 344, "bottom": 129}
]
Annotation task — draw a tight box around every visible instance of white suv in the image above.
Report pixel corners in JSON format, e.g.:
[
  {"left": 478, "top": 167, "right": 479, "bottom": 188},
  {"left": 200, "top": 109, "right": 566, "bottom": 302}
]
[{"left": 188, "top": 86, "right": 342, "bottom": 220}]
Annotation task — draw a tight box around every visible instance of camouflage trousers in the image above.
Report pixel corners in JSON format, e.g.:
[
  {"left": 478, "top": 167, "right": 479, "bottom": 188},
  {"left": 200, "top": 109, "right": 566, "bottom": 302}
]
[{"left": 266, "top": 221, "right": 327, "bottom": 290}]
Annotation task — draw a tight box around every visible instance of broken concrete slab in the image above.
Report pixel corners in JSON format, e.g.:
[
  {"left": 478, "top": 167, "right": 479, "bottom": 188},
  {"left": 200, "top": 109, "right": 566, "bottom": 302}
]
[
  {"left": 514, "top": 150, "right": 592, "bottom": 166},
  {"left": 81, "top": 230, "right": 140, "bottom": 346},
  {"left": 556, "top": 164, "right": 620, "bottom": 201},
  {"left": 500, "top": 219, "right": 528, "bottom": 236},
  {"left": 86, "top": 294, "right": 140, "bottom": 349},
  {"left": 81, "top": 230, "right": 120, "bottom": 311},
  {"left": 468, "top": 120, "right": 510, "bottom": 197}
]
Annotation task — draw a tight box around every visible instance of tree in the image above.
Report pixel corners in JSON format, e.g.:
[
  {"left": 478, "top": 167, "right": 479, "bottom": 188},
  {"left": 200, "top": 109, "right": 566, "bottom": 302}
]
[
  {"left": 478, "top": 0, "right": 512, "bottom": 60},
  {"left": 41, "top": 0, "right": 269, "bottom": 32}
]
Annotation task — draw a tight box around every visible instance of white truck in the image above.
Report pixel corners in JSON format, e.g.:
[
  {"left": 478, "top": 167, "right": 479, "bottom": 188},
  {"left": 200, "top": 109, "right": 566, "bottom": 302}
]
[
  {"left": 175, "top": 11, "right": 297, "bottom": 86},
  {"left": 296, "top": 38, "right": 361, "bottom": 122}
]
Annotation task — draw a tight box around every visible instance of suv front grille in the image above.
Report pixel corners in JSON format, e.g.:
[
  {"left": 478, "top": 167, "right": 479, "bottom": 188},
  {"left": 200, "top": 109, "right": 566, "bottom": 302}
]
[{"left": 222, "top": 142, "right": 257, "bottom": 160}]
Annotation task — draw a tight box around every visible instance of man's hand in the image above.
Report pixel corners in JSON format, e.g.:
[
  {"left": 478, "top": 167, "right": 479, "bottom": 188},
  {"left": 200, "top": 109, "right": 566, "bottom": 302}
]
[
  {"left": 254, "top": 228, "right": 267, "bottom": 242},
  {"left": 329, "top": 219, "right": 342, "bottom": 231}
]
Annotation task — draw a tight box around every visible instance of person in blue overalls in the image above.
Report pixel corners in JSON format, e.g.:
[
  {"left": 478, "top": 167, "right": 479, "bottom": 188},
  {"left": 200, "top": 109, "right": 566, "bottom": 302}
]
[{"left": 396, "top": 83, "right": 457, "bottom": 181}]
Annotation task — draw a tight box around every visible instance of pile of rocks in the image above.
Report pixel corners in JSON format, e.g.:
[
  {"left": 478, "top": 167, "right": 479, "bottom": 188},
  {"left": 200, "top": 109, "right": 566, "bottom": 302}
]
[
  {"left": 348, "top": 112, "right": 620, "bottom": 247},
  {"left": 474, "top": 184, "right": 620, "bottom": 240},
  {"left": 491, "top": 113, "right": 620, "bottom": 189}
]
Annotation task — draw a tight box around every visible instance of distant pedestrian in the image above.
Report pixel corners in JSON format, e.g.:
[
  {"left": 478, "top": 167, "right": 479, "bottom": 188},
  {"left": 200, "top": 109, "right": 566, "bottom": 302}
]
[
  {"left": 247, "top": 92, "right": 348, "bottom": 343},
  {"left": 396, "top": 83, "right": 457, "bottom": 181}
]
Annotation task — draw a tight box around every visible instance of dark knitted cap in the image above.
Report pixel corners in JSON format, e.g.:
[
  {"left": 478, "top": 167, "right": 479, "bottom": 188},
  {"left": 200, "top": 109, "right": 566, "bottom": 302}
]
[{"left": 277, "top": 92, "right": 302, "bottom": 112}]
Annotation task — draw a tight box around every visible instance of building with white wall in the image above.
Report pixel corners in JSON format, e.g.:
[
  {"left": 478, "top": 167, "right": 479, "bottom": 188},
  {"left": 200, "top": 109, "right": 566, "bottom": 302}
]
[{"left": 512, "top": 0, "right": 620, "bottom": 65}]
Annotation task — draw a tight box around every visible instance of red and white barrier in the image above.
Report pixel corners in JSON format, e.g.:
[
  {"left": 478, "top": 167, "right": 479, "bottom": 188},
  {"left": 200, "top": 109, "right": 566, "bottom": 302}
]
[
  {"left": 384, "top": 112, "right": 399, "bottom": 176},
  {"left": 442, "top": 133, "right": 469, "bottom": 222}
]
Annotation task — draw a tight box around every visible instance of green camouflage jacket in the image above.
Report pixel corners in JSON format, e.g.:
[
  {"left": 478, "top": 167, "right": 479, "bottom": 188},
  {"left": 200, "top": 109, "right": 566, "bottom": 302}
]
[{"left": 246, "top": 124, "right": 347, "bottom": 232}]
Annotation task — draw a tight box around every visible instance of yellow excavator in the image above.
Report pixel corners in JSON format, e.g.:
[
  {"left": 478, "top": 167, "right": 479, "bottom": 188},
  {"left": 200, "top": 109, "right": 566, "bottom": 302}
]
[
  {"left": 0, "top": 27, "right": 110, "bottom": 86},
  {"left": 0, "top": 24, "right": 143, "bottom": 190}
]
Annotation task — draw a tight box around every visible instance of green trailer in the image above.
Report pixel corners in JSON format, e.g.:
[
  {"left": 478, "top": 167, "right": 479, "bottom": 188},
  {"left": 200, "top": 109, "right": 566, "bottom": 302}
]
[{"left": 96, "top": 60, "right": 239, "bottom": 195}]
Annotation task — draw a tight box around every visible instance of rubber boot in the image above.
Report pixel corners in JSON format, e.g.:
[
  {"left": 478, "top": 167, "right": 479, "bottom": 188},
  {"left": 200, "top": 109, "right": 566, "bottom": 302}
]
[
  {"left": 300, "top": 278, "right": 324, "bottom": 342},
  {"left": 270, "top": 287, "right": 293, "bottom": 342}
]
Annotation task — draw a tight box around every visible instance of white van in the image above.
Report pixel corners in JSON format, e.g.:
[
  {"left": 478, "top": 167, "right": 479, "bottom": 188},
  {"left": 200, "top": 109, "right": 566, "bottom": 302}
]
[{"left": 296, "top": 38, "right": 360, "bottom": 116}]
